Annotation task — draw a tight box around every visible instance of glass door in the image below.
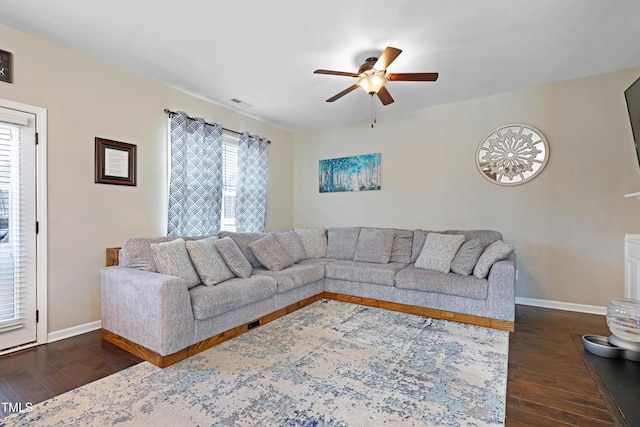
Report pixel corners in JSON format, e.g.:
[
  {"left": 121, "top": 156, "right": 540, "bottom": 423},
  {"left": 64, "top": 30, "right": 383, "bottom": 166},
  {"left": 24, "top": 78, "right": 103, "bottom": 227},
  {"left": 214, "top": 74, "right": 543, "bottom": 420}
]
[{"left": 0, "top": 107, "right": 37, "bottom": 352}]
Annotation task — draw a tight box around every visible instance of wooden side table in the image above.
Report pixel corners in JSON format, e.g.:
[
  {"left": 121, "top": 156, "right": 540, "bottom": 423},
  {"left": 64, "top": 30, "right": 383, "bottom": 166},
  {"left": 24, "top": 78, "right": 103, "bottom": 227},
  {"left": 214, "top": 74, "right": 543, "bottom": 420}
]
[{"left": 106, "top": 247, "right": 120, "bottom": 267}]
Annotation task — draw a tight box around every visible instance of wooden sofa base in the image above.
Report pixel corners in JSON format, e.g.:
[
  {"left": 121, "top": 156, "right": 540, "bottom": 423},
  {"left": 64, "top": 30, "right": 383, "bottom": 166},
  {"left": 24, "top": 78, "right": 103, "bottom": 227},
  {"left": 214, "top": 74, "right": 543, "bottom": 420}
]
[{"left": 102, "top": 292, "right": 515, "bottom": 368}]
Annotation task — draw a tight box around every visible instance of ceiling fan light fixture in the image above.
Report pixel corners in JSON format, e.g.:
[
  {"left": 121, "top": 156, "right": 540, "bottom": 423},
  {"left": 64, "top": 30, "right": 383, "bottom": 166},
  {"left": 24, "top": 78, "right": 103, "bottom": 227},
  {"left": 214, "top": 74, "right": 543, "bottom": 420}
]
[{"left": 358, "top": 70, "right": 387, "bottom": 94}]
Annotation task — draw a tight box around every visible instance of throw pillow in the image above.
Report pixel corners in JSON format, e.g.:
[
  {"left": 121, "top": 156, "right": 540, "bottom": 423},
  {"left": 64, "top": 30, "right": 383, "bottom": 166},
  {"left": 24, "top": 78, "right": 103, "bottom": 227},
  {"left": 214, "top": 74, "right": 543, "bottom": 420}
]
[
  {"left": 389, "top": 228, "right": 413, "bottom": 264},
  {"left": 213, "top": 237, "right": 253, "bottom": 278},
  {"left": 326, "top": 227, "right": 361, "bottom": 260},
  {"left": 473, "top": 240, "right": 515, "bottom": 279},
  {"left": 217, "top": 231, "right": 266, "bottom": 268},
  {"left": 415, "top": 233, "right": 466, "bottom": 273},
  {"left": 248, "top": 234, "right": 295, "bottom": 271},
  {"left": 450, "top": 238, "right": 483, "bottom": 276},
  {"left": 294, "top": 228, "right": 327, "bottom": 258},
  {"left": 353, "top": 227, "right": 395, "bottom": 264},
  {"left": 446, "top": 230, "right": 502, "bottom": 249},
  {"left": 185, "top": 236, "right": 235, "bottom": 286},
  {"left": 411, "top": 229, "right": 439, "bottom": 263},
  {"left": 273, "top": 230, "right": 308, "bottom": 263},
  {"left": 150, "top": 238, "right": 201, "bottom": 288},
  {"left": 119, "top": 236, "right": 174, "bottom": 272}
]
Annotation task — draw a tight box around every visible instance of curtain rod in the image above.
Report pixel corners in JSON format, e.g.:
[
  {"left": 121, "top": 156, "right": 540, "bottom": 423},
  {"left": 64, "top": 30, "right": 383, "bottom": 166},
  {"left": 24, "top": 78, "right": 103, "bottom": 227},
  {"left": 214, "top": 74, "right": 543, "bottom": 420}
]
[
  {"left": 164, "top": 109, "right": 270, "bottom": 144},
  {"left": 164, "top": 108, "right": 243, "bottom": 136}
]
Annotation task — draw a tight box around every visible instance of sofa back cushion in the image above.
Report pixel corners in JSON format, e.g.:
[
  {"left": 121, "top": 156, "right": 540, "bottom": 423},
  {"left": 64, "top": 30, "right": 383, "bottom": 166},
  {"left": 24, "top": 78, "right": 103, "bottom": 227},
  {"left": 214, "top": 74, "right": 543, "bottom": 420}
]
[
  {"left": 294, "top": 228, "right": 327, "bottom": 258},
  {"left": 249, "top": 234, "right": 295, "bottom": 271},
  {"left": 273, "top": 230, "right": 308, "bottom": 263},
  {"left": 353, "top": 227, "right": 395, "bottom": 264},
  {"left": 326, "top": 227, "right": 361, "bottom": 260},
  {"left": 185, "top": 236, "right": 235, "bottom": 286},
  {"left": 150, "top": 238, "right": 201, "bottom": 288}
]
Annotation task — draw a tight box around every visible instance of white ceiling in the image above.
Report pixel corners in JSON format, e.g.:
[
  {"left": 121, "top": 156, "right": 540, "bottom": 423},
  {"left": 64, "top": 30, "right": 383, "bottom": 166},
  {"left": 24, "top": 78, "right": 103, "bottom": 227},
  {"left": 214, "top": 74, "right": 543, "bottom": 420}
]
[{"left": 1, "top": 0, "right": 640, "bottom": 133}]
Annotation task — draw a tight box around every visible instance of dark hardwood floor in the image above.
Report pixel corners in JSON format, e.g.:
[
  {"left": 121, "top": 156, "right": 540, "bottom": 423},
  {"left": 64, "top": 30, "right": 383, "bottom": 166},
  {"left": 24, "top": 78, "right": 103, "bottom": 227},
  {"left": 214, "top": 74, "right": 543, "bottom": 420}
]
[
  {"left": 506, "top": 305, "right": 619, "bottom": 426},
  {"left": 0, "top": 305, "right": 619, "bottom": 425},
  {"left": 0, "top": 329, "right": 142, "bottom": 420}
]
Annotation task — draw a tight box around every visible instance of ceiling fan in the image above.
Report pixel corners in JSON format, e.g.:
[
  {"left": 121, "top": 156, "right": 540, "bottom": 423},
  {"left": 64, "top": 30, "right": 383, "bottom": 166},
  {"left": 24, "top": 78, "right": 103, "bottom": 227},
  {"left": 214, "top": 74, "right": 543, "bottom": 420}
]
[{"left": 314, "top": 46, "right": 439, "bottom": 106}]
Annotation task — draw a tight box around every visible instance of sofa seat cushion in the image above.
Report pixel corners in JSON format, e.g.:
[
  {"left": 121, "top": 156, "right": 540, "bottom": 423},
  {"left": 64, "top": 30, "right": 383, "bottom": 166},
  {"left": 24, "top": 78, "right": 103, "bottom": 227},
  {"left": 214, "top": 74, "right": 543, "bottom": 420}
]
[
  {"left": 253, "top": 263, "right": 325, "bottom": 294},
  {"left": 189, "top": 275, "right": 276, "bottom": 320},
  {"left": 395, "top": 265, "right": 489, "bottom": 300},
  {"left": 325, "top": 261, "right": 409, "bottom": 287}
]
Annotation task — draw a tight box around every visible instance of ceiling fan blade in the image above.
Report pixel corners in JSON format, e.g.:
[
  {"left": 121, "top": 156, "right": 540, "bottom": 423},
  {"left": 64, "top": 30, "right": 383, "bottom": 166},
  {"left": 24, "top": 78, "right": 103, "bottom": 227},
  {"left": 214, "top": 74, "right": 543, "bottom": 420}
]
[
  {"left": 376, "top": 86, "right": 394, "bottom": 105},
  {"left": 375, "top": 47, "right": 402, "bottom": 70},
  {"left": 314, "top": 69, "right": 359, "bottom": 77},
  {"left": 387, "top": 72, "right": 439, "bottom": 82},
  {"left": 326, "top": 84, "right": 360, "bottom": 102}
]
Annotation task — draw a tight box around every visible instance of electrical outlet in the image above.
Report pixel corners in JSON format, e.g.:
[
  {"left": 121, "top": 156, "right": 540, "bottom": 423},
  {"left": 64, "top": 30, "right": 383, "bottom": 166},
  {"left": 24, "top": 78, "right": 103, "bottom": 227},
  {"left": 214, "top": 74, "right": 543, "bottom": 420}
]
[{"left": 516, "top": 269, "right": 519, "bottom": 280}]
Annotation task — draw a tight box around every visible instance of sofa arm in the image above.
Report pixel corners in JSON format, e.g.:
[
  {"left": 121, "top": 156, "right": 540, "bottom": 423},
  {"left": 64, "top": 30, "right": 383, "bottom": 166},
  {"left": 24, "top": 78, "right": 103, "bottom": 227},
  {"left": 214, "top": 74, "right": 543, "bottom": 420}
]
[
  {"left": 101, "top": 266, "right": 195, "bottom": 356},
  {"left": 485, "top": 254, "right": 516, "bottom": 322}
]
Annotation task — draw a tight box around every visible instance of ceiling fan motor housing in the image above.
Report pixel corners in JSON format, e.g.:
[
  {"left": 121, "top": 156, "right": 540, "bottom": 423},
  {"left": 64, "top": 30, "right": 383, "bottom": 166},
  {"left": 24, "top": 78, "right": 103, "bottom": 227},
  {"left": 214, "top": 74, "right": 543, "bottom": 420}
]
[{"left": 358, "top": 57, "right": 379, "bottom": 75}]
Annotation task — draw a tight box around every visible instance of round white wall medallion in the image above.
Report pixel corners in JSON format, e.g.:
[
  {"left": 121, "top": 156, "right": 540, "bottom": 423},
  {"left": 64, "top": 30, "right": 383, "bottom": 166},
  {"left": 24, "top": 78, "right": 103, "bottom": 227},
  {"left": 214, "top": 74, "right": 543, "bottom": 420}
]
[{"left": 476, "top": 124, "right": 549, "bottom": 186}]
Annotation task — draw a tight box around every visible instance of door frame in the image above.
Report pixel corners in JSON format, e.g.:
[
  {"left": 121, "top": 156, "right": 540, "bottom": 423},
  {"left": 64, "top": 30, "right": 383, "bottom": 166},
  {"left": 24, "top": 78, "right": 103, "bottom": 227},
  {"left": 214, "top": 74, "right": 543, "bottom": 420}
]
[{"left": 0, "top": 98, "right": 48, "bottom": 354}]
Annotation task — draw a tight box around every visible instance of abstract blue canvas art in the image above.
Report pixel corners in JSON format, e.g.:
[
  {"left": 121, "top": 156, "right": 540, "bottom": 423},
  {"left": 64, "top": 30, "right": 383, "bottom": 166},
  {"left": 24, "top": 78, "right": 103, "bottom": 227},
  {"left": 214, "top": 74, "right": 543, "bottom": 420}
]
[{"left": 319, "top": 153, "right": 381, "bottom": 193}]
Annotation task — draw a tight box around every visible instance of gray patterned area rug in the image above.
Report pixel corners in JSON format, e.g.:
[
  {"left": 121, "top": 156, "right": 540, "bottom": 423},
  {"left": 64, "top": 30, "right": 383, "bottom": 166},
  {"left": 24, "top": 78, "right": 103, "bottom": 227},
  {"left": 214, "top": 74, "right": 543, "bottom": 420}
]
[{"left": 4, "top": 300, "right": 509, "bottom": 426}]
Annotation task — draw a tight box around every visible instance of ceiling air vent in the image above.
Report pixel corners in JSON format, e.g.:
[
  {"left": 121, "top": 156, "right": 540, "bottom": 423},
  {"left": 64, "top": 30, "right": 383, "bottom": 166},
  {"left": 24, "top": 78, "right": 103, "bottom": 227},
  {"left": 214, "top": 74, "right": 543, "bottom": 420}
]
[{"left": 229, "top": 98, "right": 252, "bottom": 108}]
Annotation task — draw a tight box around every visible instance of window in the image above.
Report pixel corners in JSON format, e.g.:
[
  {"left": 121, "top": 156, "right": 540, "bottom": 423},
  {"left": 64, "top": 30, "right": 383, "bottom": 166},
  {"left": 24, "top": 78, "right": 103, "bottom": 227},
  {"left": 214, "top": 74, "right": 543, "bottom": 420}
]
[
  {"left": 167, "top": 111, "right": 268, "bottom": 235},
  {"left": 221, "top": 135, "right": 238, "bottom": 232}
]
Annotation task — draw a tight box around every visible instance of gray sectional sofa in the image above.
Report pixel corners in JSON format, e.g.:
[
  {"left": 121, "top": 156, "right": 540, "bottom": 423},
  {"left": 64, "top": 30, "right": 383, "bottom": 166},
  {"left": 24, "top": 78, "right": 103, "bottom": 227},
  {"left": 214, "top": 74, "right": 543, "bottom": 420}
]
[{"left": 101, "top": 227, "right": 515, "bottom": 367}]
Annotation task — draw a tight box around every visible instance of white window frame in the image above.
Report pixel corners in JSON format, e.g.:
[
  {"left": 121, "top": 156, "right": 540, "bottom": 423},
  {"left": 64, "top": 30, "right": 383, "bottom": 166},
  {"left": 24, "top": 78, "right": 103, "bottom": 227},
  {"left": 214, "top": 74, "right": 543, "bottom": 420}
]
[{"left": 0, "top": 98, "right": 48, "bottom": 354}]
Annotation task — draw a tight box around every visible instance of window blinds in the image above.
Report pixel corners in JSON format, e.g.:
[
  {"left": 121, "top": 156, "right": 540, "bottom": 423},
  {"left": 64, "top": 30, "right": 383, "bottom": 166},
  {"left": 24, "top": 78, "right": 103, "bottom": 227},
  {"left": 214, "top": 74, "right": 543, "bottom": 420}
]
[{"left": 0, "top": 114, "right": 36, "bottom": 334}]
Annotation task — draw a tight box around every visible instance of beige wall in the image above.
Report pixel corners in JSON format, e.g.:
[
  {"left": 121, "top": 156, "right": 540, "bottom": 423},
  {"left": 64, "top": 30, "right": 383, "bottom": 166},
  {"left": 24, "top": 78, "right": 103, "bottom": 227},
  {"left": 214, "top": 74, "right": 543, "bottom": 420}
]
[
  {"left": 2, "top": 21, "right": 638, "bottom": 334},
  {"left": 293, "top": 67, "right": 640, "bottom": 307},
  {"left": 0, "top": 24, "right": 294, "bottom": 333}
]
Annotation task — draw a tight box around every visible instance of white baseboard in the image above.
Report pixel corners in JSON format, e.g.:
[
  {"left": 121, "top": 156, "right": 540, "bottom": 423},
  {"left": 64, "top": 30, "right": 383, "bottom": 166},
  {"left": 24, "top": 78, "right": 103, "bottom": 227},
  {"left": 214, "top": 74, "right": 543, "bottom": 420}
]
[
  {"left": 41, "top": 300, "right": 605, "bottom": 342},
  {"left": 47, "top": 320, "right": 102, "bottom": 343},
  {"left": 515, "top": 297, "right": 606, "bottom": 316}
]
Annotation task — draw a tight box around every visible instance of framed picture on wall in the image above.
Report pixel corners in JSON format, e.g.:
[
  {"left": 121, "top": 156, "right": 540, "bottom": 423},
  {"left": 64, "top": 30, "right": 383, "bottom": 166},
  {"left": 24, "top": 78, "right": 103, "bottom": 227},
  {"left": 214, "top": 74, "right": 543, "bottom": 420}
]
[
  {"left": 319, "top": 152, "right": 381, "bottom": 193},
  {"left": 0, "top": 49, "right": 12, "bottom": 83},
  {"left": 95, "top": 137, "right": 137, "bottom": 186}
]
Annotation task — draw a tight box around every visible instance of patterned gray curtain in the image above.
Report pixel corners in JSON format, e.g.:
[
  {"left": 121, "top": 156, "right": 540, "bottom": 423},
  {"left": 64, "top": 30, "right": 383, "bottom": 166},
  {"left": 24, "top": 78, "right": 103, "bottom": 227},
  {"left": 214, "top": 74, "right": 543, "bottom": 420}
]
[
  {"left": 168, "top": 111, "right": 224, "bottom": 236},
  {"left": 235, "top": 132, "right": 269, "bottom": 232}
]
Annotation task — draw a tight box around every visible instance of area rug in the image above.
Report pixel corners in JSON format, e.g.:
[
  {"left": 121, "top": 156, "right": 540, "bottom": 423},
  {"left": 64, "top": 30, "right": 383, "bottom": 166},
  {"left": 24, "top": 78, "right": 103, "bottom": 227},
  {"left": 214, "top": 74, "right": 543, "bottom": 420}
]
[{"left": 3, "top": 300, "right": 509, "bottom": 426}]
